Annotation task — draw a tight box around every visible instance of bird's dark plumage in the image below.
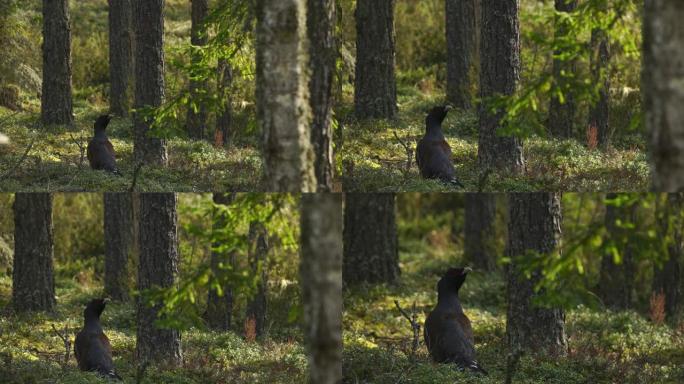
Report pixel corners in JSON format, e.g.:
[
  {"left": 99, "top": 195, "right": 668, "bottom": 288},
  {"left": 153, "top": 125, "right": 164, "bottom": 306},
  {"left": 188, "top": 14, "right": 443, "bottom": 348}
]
[
  {"left": 424, "top": 267, "right": 487, "bottom": 374},
  {"left": 87, "top": 115, "right": 121, "bottom": 175},
  {"left": 74, "top": 298, "right": 122, "bottom": 380},
  {"left": 416, "top": 106, "right": 464, "bottom": 188}
]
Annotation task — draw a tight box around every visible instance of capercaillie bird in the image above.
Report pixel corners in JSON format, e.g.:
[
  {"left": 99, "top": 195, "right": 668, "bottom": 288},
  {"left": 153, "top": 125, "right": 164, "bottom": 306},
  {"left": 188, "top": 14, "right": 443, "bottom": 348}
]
[
  {"left": 416, "top": 105, "right": 464, "bottom": 188},
  {"left": 87, "top": 115, "right": 121, "bottom": 175},
  {"left": 74, "top": 298, "right": 122, "bottom": 380}
]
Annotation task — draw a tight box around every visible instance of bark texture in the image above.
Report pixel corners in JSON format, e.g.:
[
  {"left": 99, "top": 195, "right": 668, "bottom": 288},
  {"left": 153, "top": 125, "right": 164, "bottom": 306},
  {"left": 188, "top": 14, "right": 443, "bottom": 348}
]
[
  {"left": 478, "top": 0, "right": 523, "bottom": 173},
  {"left": 133, "top": 0, "right": 168, "bottom": 165},
  {"left": 644, "top": 1, "right": 684, "bottom": 191},
  {"left": 246, "top": 221, "right": 268, "bottom": 338},
  {"left": 215, "top": 59, "right": 233, "bottom": 147},
  {"left": 206, "top": 193, "right": 236, "bottom": 330},
  {"left": 654, "top": 193, "right": 683, "bottom": 319},
  {"left": 104, "top": 193, "right": 133, "bottom": 301},
  {"left": 465, "top": 193, "right": 497, "bottom": 271},
  {"left": 12, "top": 193, "right": 55, "bottom": 312},
  {"left": 343, "top": 193, "right": 399, "bottom": 285},
  {"left": 108, "top": 0, "right": 133, "bottom": 117},
  {"left": 41, "top": 0, "right": 73, "bottom": 125},
  {"left": 257, "top": 0, "right": 316, "bottom": 192},
  {"left": 300, "top": 193, "right": 343, "bottom": 384},
  {"left": 354, "top": 0, "right": 397, "bottom": 119},
  {"left": 589, "top": 24, "right": 611, "bottom": 148},
  {"left": 186, "top": 0, "right": 209, "bottom": 139},
  {"left": 548, "top": 0, "right": 578, "bottom": 138},
  {"left": 308, "top": 0, "right": 336, "bottom": 191},
  {"left": 136, "top": 193, "right": 182, "bottom": 366},
  {"left": 446, "top": 0, "right": 478, "bottom": 109},
  {"left": 506, "top": 193, "right": 568, "bottom": 357}
]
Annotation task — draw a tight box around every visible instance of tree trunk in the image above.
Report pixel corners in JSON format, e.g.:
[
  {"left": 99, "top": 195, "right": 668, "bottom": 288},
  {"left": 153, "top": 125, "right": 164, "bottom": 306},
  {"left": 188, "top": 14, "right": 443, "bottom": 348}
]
[
  {"left": 478, "top": 0, "right": 523, "bottom": 173},
  {"left": 186, "top": 0, "right": 209, "bottom": 140},
  {"left": 506, "top": 193, "right": 567, "bottom": 357},
  {"left": 644, "top": 1, "right": 684, "bottom": 191},
  {"left": 136, "top": 193, "right": 182, "bottom": 367},
  {"left": 206, "top": 193, "right": 236, "bottom": 331},
  {"left": 108, "top": 0, "right": 133, "bottom": 117},
  {"left": 256, "top": 0, "right": 316, "bottom": 192},
  {"left": 445, "top": 0, "right": 478, "bottom": 110},
  {"left": 246, "top": 221, "right": 268, "bottom": 338},
  {"left": 589, "top": 24, "right": 610, "bottom": 148},
  {"left": 597, "top": 193, "right": 637, "bottom": 310},
  {"left": 354, "top": 0, "right": 397, "bottom": 119},
  {"left": 653, "top": 193, "right": 682, "bottom": 319},
  {"left": 215, "top": 58, "right": 233, "bottom": 147},
  {"left": 133, "top": 0, "right": 168, "bottom": 166},
  {"left": 307, "top": 0, "right": 336, "bottom": 191},
  {"left": 465, "top": 193, "right": 497, "bottom": 271},
  {"left": 12, "top": 193, "right": 56, "bottom": 312},
  {"left": 548, "top": 0, "right": 578, "bottom": 139},
  {"left": 300, "top": 193, "right": 343, "bottom": 384},
  {"left": 343, "top": 193, "right": 399, "bottom": 285},
  {"left": 41, "top": 0, "right": 73, "bottom": 125},
  {"left": 104, "top": 193, "right": 133, "bottom": 301}
]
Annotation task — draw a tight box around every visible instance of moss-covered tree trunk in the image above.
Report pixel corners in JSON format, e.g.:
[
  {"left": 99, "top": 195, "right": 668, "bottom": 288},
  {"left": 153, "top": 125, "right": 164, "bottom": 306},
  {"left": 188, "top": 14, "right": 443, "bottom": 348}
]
[
  {"left": 644, "top": 1, "right": 684, "bottom": 191},
  {"left": 216, "top": 59, "right": 233, "bottom": 147},
  {"left": 354, "top": 0, "right": 397, "bottom": 119},
  {"left": 589, "top": 22, "right": 610, "bottom": 148},
  {"left": 133, "top": 0, "right": 168, "bottom": 165},
  {"left": 465, "top": 193, "right": 497, "bottom": 271},
  {"left": 186, "top": 0, "right": 209, "bottom": 140},
  {"left": 300, "top": 193, "right": 343, "bottom": 384},
  {"left": 654, "top": 193, "right": 683, "bottom": 320},
  {"left": 343, "top": 193, "right": 399, "bottom": 285},
  {"left": 41, "top": 0, "right": 73, "bottom": 125},
  {"left": 108, "top": 0, "right": 133, "bottom": 117},
  {"left": 446, "top": 0, "right": 478, "bottom": 109},
  {"left": 12, "top": 193, "right": 56, "bottom": 312},
  {"left": 104, "top": 193, "right": 133, "bottom": 301},
  {"left": 308, "top": 0, "right": 336, "bottom": 191},
  {"left": 257, "top": 0, "right": 316, "bottom": 192},
  {"left": 478, "top": 0, "right": 523, "bottom": 173},
  {"left": 136, "top": 193, "right": 182, "bottom": 366},
  {"left": 246, "top": 221, "right": 268, "bottom": 338},
  {"left": 548, "top": 0, "right": 577, "bottom": 139},
  {"left": 506, "top": 193, "right": 567, "bottom": 357},
  {"left": 206, "top": 193, "right": 236, "bottom": 330}
]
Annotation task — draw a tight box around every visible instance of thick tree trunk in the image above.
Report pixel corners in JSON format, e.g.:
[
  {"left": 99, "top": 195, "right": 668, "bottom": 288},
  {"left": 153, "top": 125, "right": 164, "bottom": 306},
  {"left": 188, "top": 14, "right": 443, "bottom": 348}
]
[
  {"left": 506, "top": 193, "right": 567, "bottom": 357},
  {"left": 354, "top": 0, "right": 397, "bottom": 119},
  {"left": 108, "top": 0, "right": 133, "bottom": 117},
  {"left": 206, "top": 193, "right": 236, "bottom": 330},
  {"left": 41, "top": 0, "right": 73, "bottom": 125},
  {"left": 104, "top": 193, "right": 133, "bottom": 301},
  {"left": 136, "top": 193, "right": 182, "bottom": 366},
  {"left": 256, "top": 0, "right": 316, "bottom": 192},
  {"left": 478, "top": 0, "right": 523, "bottom": 173},
  {"left": 644, "top": 1, "right": 684, "bottom": 191},
  {"left": 215, "top": 59, "right": 233, "bottom": 147},
  {"left": 597, "top": 193, "right": 637, "bottom": 310},
  {"left": 445, "top": 0, "right": 478, "bottom": 110},
  {"left": 246, "top": 221, "right": 268, "bottom": 338},
  {"left": 308, "top": 0, "right": 336, "bottom": 191},
  {"left": 465, "top": 193, "right": 497, "bottom": 271},
  {"left": 133, "top": 0, "right": 168, "bottom": 165},
  {"left": 589, "top": 25, "right": 611, "bottom": 148},
  {"left": 12, "top": 193, "right": 56, "bottom": 312},
  {"left": 343, "top": 193, "right": 399, "bottom": 285},
  {"left": 300, "top": 193, "right": 343, "bottom": 384},
  {"left": 653, "top": 193, "right": 682, "bottom": 319},
  {"left": 186, "top": 0, "right": 209, "bottom": 140},
  {"left": 548, "top": 0, "right": 578, "bottom": 139}
]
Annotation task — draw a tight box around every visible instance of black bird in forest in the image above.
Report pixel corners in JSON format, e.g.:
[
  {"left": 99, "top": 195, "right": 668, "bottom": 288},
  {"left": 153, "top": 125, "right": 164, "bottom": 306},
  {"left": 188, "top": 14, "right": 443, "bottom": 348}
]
[
  {"left": 87, "top": 115, "right": 120, "bottom": 175},
  {"left": 424, "top": 267, "right": 487, "bottom": 374},
  {"left": 416, "top": 105, "right": 464, "bottom": 188},
  {"left": 74, "top": 298, "right": 122, "bottom": 380}
]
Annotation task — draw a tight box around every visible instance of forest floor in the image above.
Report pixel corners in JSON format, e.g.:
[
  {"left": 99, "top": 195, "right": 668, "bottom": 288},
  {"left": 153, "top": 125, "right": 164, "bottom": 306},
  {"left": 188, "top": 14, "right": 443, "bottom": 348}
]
[
  {"left": 342, "top": 234, "right": 684, "bottom": 383},
  {"left": 340, "top": 83, "right": 650, "bottom": 192},
  {"left": 0, "top": 262, "right": 307, "bottom": 383}
]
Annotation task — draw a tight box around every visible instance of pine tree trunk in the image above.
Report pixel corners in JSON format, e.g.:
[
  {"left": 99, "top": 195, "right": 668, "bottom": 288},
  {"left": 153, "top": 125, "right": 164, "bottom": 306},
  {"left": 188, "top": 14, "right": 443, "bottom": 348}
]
[
  {"left": 653, "top": 193, "right": 682, "bottom": 319},
  {"left": 215, "top": 58, "right": 233, "bottom": 147},
  {"left": 41, "top": 0, "right": 73, "bottom": 125},
  {"left": 13, "top": 193, "right": 55, "bottom": 312},
  {"left": 246, "top": 221, "right": 268, "bottom": 338},
  {"left": 256, "top": 0, "right": 316, "bottom": 192},
  {"left": 548, "top": 0, "right": 577, "bottom": 138},
  {"left": 465, "top": 193, "right": 497, "bottom": 271},
  {"left": 300, "top": 193, "right": 343, "bottom": 384},
  {"left": 206, "top": 193, "right": 236, "bottom": 330},
  {"left": 506, "top": 193, "right": 567, "bottom": 357},
  {"left": 136, "top": 193, "right": 182, "bottom": 366},
  {"left": 478, "top": 0, "right": 523, "bottom": 173},
  {"left": 343, "top": 193, "right": 399, "bottom": 285},
  {"left": 104, "top": 193, "right": 133, "bottom": 301},
  {"left": 446, "top": 0, "right": 478, "bottom": 109},
  {"left": 644, "top": 1, "right": 684, "bottom": 191},
  {"left": 354, "top": 0, "right": 397, "bottom": 119},
  {"left": 589, "top": 25, "right": 610, "bottom": 148},
  {"left": 108, "top": 0, "right": 133, "bottom": 117},
  {"left": 186, "top": 0, "right": 209, "bottom": 140},
  {"left": 133, "top": 0, "right": 168, "bottom": 165},
  {"left": 307, "top": 0, "right": 336, "bottom": 191}
]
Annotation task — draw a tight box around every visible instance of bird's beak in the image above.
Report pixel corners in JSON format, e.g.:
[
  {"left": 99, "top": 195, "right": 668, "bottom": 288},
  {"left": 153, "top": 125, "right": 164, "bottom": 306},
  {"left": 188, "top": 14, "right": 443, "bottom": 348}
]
[
  {"left": 103, "top": 298, "right": 111, "bottom": 304},
  {"left": 445, "top": 105, "right": 454, "bottom": 112},
  {"left": 464, "top": 267, "right": 473, "bottom": 273}
]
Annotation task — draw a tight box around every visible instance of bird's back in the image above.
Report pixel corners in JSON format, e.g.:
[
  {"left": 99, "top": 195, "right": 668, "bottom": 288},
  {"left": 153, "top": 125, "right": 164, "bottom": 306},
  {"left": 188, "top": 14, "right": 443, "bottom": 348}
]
[
  {"left": 75, "top": 327, "right": 118, "bottom": 377},
  {"left": 416, "top": 137, "right": 455, "bottom": 181},
  {"left": 87, "top": 136, "right": 118, "bottom": 173},
  {"left": 424, "top": 303, "right": 476, "bottom": 364}
]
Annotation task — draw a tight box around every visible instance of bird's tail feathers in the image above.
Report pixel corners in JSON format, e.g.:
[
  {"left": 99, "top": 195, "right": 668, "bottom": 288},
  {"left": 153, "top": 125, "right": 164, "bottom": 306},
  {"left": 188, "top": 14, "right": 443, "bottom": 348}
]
[
  {"left": 453, "top": 358, "right": 488, "bottom": 375},
  {"left": 449, "top": 178, "right": 464, "bottom": 189},
  {"left": 101, "top": 369, "right": 123, "bottom": 381}
]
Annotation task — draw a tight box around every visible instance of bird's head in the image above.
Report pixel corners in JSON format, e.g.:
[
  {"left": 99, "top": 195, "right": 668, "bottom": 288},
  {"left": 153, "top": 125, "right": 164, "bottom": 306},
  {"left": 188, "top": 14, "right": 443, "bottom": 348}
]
[
  {"left": 84, "top": 298, "right": 110, "bottom": 321},
  {"left": 425, "top": 105, "right": 453, "bottom": 132},
  {"left": 437, "top": 266, "right": 471, "bottom": 295},
  {"left": 94, "top": 114, "right": 113, "bottom": 132}
]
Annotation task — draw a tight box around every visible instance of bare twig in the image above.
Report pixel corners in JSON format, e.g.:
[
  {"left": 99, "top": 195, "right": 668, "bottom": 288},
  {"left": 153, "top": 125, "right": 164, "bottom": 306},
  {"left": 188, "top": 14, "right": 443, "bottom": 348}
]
[
  {"left": 394, "top": 300, "right": 421, "bottom": 361},
  {"left": 68, "top": 133, "right": 87, "bottom": 168},
  {"left": 50, "top": 324, "right": 71, "bottom": 371},
  {"left": 0, "top": 135, "right": 36, "bottom": 180},
  {"left": 393, "top": 131, "right": 414, "bottom": 177},
  {"left": 129, "top": 161, "right": 144, "bottom": 192}
]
